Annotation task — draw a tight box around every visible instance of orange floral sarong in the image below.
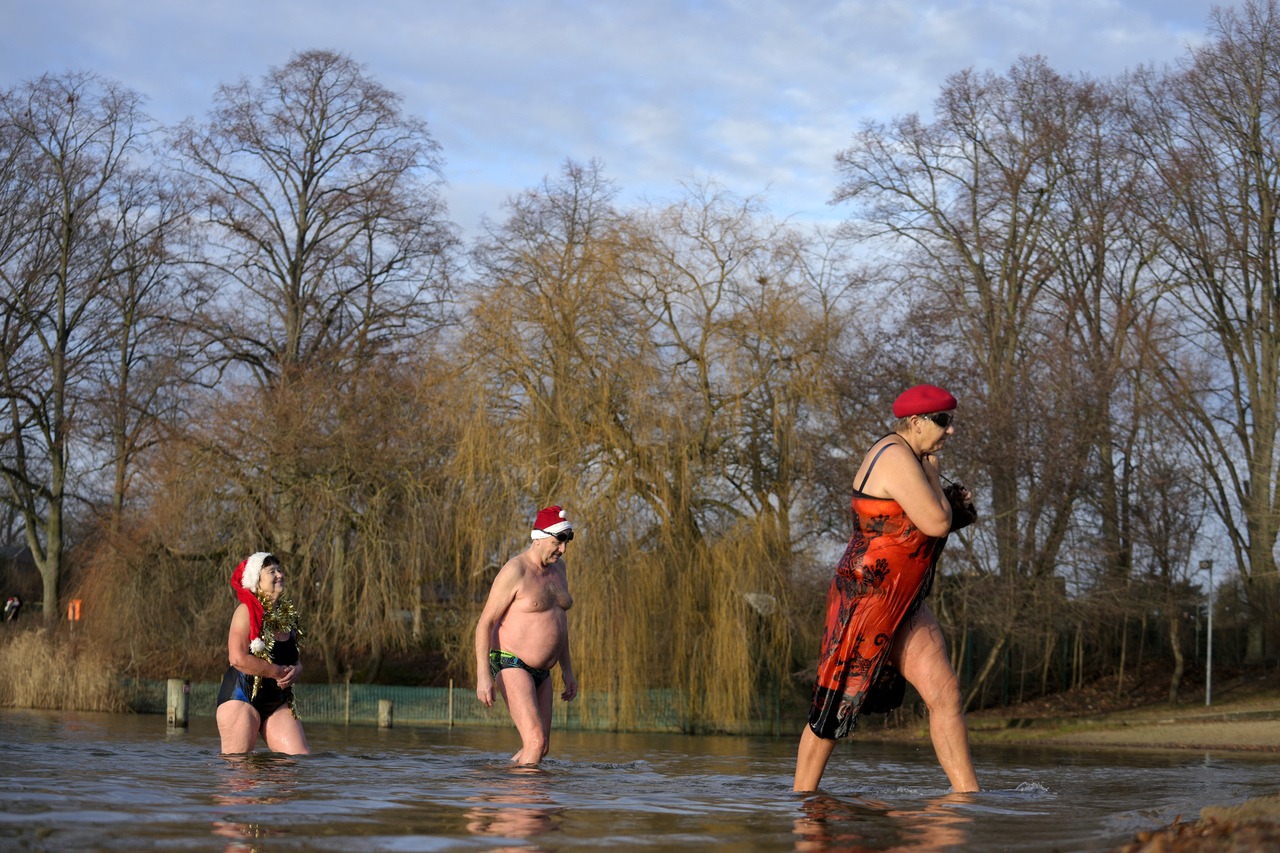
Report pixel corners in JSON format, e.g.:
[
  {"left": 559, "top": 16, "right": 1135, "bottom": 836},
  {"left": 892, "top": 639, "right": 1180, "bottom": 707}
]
[{"left": 807, "top": 493, "right": 946, "bottom": 739}]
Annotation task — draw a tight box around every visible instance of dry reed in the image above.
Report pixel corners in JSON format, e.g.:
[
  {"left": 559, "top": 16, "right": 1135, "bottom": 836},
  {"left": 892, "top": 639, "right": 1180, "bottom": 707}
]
[{"left": 0, "top": 629, "right": 126, "bottom": 711}]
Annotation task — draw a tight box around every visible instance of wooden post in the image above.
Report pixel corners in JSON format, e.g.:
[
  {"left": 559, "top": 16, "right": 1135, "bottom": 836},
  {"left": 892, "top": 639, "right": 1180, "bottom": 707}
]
[
  {"left": 448, "top": 678, "right": 453, "bottom": 727},
  {"left": 166, "top": 678, "right": 189, "bottom": 728},
  {"left": 345, "top": 673, "right": 351, "bottom": 725},
  {"left": 377, "top": 698, "right": 394, "bottom": 728}
]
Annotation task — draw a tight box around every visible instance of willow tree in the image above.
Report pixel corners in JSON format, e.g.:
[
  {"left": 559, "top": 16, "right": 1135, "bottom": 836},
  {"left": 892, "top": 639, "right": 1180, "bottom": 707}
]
[
  {"left": 462, "top": 160, "right": 650, "bottom": 715},
  {"left": 459, "top": 163, "right": 844, "bottom": 728},
  {"left": 1127, "top": 0, "right": 1280, "bottom": 662}
]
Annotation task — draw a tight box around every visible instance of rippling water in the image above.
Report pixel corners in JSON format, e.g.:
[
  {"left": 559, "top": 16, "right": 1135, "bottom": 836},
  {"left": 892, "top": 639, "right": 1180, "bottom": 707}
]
[{"left": 1, "top": 708, "right": 1275, "bottom": 852}]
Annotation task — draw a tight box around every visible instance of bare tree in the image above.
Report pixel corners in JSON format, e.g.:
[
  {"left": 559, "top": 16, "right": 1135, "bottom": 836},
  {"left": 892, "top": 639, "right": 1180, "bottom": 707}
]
[
  {"left": 0, "top": 72, "right": 170, "bottom": 620},
  {"left": 832, "top": 58, "right": 1106, "bottom": 705},
  {"left": 1127, "top": 0, "right": 1280, "bottom": 661},
  {"left": 1041, "top": 76, "right": 1169, "bottom": 590},
  {"left": 175, "top": 49, "right": 456, "bottom": 385},
  {"left": 84, "top": 169, "right": 195, "bottom": 524}
]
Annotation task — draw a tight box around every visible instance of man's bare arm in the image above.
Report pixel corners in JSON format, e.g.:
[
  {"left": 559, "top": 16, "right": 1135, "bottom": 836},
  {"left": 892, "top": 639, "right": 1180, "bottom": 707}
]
[
  {"left": 558, "top": 639, "right": 577, "bottom": 702},
  {"left": 474, "top": 561, "right": 522, "bottom": 706}
]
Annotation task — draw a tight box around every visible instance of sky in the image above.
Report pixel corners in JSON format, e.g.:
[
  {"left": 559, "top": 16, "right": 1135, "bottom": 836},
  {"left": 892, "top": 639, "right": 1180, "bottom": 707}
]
[{"left": 2, "top": 0, "right": 1216, "bottom": 236}]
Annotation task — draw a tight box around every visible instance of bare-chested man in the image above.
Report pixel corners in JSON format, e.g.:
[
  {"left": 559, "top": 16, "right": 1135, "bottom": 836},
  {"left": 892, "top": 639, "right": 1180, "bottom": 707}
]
[{"left": 475, "top": 505, "right": 578, "bottom": 764}]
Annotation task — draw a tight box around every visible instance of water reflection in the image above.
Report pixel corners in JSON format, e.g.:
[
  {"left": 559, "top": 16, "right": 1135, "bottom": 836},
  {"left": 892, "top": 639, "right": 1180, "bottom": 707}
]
[
  {"left": 209, "top": 755, "right": 299, "bottom": 853},
  {"left": 465, "top": 765, "right": 564, "bottom": 852},
  {"left": 794, "top": 793, "right": 973, "bottom": 852}
]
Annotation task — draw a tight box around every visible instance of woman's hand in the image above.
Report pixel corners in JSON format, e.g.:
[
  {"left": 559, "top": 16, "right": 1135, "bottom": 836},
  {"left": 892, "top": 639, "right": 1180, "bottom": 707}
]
[{"left": 276, "top": 663, "right": 301, "bottom": 688}]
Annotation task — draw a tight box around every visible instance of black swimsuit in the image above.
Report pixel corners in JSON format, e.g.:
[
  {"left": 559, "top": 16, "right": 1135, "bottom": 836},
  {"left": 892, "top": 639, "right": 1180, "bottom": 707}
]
[{"left": 216, "top": 633, "right": 298, "bottom": 718}]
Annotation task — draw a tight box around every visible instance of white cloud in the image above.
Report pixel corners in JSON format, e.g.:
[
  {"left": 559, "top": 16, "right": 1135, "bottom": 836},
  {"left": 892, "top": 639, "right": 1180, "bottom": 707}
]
[{"left": 1, "top": 0, "right": 1216, "bottom": 233}]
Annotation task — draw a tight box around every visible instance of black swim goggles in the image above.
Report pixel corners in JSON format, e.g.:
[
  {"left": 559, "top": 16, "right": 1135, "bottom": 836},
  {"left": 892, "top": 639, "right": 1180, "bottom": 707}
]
[
  {"left": 536, "top": 528, "right": 574, "bottom": 543},
  {"left": 920, "top": 412, "right": 954, "bottom": 429}
]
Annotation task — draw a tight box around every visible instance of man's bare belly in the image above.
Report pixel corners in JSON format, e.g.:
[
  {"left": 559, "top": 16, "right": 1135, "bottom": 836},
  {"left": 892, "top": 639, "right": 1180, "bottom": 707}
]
[{"left": 493, "top": 609, "right": 567, "bottom": 671}]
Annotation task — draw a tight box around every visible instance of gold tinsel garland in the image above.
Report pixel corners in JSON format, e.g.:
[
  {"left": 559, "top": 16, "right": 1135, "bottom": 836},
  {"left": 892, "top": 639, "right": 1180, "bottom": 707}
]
[{"left": 251, "top": 591, "right": 306, "bottom": 719}]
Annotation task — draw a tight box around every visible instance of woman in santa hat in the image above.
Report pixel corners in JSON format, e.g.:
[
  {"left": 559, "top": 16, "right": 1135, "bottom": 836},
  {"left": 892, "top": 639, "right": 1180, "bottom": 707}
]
[
  {"left": 794, "top": 384, "right": 979, "bottom": 792},
  {"left": 215, "top": 552, "right": 309, "bottom": 754}
]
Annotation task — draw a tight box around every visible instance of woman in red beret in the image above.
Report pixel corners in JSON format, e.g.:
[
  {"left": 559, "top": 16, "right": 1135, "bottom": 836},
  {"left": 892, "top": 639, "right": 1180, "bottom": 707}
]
[{"left": 794, "top": 384, "right": 979, "bottom": 792}]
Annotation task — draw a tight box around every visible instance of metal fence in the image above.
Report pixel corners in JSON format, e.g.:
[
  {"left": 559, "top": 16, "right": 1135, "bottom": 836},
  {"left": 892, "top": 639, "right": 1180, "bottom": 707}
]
[{"left": 122, "top": 679, "right": 783, "bottom": 735}]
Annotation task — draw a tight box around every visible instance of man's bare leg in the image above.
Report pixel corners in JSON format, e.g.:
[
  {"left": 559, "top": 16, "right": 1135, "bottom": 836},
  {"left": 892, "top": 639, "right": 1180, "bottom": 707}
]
[
  {"left": 535, "top": 676, "right": 554, "bottom": 761},
  {"left": 496, "top": 668, "right": 549, "bottom": 764},
  {"left": 889, "top": 604, "right": 979, "bottom": 792}
]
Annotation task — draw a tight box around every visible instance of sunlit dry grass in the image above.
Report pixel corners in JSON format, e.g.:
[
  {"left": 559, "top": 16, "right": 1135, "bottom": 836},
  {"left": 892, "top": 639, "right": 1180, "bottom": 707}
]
[{"left": 0, "top": 629, "right": 126, "bottom": 711}]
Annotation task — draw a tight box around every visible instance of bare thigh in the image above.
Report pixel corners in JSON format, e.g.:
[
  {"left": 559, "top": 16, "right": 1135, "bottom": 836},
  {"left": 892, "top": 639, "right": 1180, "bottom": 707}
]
[
  {"left": 496, "top": 667, "right": 542, "bottom": 729},
  {"left": 261, "top": 704, "right": 309, "bottom": 755},
  {"left": 216, "top": 701, "right": 262, "bottom": 754},
  {"left": 888, "top": 604, "right": 962, "bottom": 706}
]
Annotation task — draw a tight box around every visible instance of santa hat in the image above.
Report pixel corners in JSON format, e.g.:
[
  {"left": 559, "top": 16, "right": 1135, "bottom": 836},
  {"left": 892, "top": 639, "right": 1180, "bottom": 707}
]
[
  {"left": 892, "top": 384, "right": 957, "bottom": 418},
  {"left": 530, "top": 505, "right": 571, "bottom": 540},
  {"left": 230, "top": 552, "right": 273, "bottom": 654}
]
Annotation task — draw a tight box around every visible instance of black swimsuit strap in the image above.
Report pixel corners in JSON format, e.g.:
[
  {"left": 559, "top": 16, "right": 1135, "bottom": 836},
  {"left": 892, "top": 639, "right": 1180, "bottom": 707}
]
[{"left": 857, "top": 434, "right": 923, "bottom": 493}]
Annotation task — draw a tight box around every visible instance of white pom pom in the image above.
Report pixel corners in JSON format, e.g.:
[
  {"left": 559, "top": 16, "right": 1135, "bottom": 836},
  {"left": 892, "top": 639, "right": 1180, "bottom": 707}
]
[
  {"left": 250, "top": 637, "right": 266, "bottom": 653},
  {"left": 559, "top": 510, "right": 566, "bottom": 518}
]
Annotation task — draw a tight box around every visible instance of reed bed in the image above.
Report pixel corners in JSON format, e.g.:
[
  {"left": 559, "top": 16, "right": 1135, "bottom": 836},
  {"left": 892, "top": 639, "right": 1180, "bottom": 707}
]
[{"left": 0, "top": 629, "right": 126, "bottom": 712}]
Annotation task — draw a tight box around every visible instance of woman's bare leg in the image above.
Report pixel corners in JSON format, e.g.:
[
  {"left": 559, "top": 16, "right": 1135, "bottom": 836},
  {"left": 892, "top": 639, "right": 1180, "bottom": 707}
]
[
  {"left": 216, "top": 702, "right": 262, "bottom": 754},
  {"left": 261, "top": 704, "right": 310, "bottom": 755},
  {"left": 889, "top": 604, "right": 979, "bottom": 792},
  {"left": 793, "top": 725, "right": 839, "bottom": 791}
]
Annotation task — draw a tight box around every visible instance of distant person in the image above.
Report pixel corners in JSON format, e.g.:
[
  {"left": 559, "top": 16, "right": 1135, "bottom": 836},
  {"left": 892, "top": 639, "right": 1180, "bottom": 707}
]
[
  {"left": 476, "top": 505, "right": 579, "bottom": 764},
  {"left": 3, "top": 595, "right": 19, "bottom": 623},
  {"left": 794, "top": 384, "right": 980, "bottom": 793},
  {"left": 215, "top": 552, "right": 309, "bottom": 755}
]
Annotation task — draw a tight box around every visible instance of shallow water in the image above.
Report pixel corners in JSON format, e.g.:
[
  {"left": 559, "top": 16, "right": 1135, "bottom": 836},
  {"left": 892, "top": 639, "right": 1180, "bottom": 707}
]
[{"left": 0, "top": 709, "right": 1276, "bottom": 852}]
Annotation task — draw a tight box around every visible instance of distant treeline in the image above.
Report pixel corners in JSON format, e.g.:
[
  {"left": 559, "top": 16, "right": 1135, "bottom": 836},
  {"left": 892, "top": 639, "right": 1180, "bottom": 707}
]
[{"left": 1, "top": 2, "right": 1279, "bottom": 728}]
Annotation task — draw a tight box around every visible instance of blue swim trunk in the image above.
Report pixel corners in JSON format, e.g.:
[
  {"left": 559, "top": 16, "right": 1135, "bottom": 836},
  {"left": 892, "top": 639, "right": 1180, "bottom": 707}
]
[{"left": 489, "top": 649, "right": 552, "bottom": 687}]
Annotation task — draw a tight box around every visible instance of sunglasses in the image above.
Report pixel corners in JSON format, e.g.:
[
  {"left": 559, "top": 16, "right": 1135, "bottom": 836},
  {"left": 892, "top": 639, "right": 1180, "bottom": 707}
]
[
  {"left": 536, "top": 528, "right": 574, "bottom": 543},
  {"left": 920, "top": 412, "right": 954, "bottom": 429}
]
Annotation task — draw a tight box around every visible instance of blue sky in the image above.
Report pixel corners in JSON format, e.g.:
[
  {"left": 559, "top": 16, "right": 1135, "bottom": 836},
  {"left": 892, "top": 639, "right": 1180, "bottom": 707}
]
[{"left": 3, "top": 0, "right": 1214, "bottom": 235}]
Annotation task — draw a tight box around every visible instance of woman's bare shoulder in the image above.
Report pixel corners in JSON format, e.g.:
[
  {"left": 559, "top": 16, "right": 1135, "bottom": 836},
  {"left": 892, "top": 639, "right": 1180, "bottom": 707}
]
[{"left": 864, "top": 435, "right": 914, "bottom": 466}]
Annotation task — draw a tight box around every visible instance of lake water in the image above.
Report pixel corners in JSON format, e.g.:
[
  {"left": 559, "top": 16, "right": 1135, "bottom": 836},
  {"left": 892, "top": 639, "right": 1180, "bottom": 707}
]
[{"left": 0, "top": 708, "right": 1276, "bottom": 852}]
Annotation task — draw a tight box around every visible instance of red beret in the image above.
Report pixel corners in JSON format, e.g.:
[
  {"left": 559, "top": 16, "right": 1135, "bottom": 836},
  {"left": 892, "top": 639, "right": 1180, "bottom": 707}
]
[{"left": 892, "top": 384, "right": 957, "bottom": 417}]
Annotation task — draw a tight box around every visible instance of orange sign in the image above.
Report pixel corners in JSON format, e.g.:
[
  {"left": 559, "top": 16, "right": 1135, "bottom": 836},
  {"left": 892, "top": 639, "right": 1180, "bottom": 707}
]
[{"left": 67, "top": 599, "right": 81, "bottom": 621}]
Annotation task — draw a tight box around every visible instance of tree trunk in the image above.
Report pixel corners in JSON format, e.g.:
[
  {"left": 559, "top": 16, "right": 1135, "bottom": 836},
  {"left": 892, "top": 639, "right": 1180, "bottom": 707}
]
[
  {"left": 1116, "top": 614, "right": 1128, "bottom": 701},
  {"left": 1168, "top": 605, "right": 1184, "bottom": 704},
  {"left": 363, "top": 638, "right": 384, "bottom": 685},
  {"left": 1041, "top": 630, "right": 1056, "bottom": 696},
  {"left": 321, "top": 638, "right": 344, "bottom": 683},
  {"left": 1074, "top": 624, "right": 1084, "bottom": 691},
  {"left": 963, "top": 627, "right": 1011, "bottom": 712},
  {"left": 1137, "top": 612, "right": 1147, "bottom": 673}
]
